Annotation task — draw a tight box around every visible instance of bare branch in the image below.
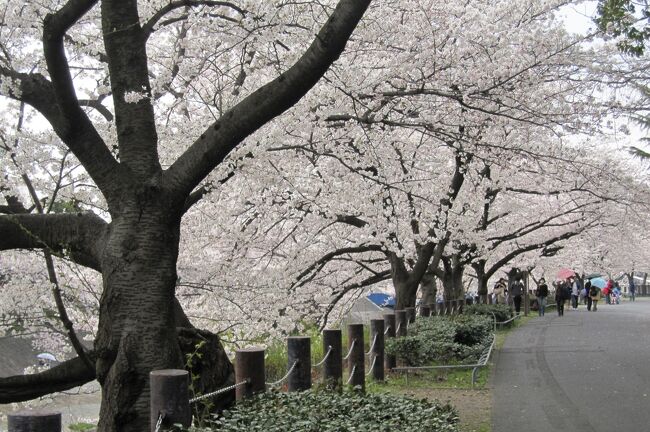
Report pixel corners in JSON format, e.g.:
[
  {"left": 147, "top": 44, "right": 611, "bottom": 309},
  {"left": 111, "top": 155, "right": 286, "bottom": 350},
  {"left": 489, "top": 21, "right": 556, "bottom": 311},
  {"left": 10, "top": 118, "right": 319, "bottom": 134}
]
[{"left": 142, "top": 1, "right": 246, "bottom": 38}]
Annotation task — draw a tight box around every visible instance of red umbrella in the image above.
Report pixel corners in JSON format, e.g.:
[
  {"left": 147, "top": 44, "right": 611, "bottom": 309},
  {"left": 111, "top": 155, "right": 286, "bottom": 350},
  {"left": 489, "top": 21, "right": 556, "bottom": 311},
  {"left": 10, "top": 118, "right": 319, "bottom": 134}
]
[{"left": 557, "top": 268, "right": 575, "bottom": 279}]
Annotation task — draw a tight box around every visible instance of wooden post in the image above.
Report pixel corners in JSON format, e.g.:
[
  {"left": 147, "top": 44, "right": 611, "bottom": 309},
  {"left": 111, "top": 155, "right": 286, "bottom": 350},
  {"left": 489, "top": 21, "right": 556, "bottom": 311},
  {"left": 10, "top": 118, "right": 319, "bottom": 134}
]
[
  {"left": 436, "top": 302, "right": 444, "bottom": 316},
  {"left": 149, "top": 369, "right": 192, "bottom": 432},
  {"left": 445, "top": 300, "right": 452, "bottom": 315},
  {"left": 322, "top": 329, "right": 342, "bottom": 391},
  {"left": 369, "top": 319, "right": 385, "bottom": 381},
  {"left": 235, "top": 348, "right": 265, "bottom": 400},
  {"left": 488, "top": 294, "right": 493, "bottom": 305},
  {"left": 347, "top": 324, "right": 365, "bottom": 391},
  {"left": 8, "top": 411, "right": 61, "bottom": 432},
  {"left": 395, "top": 310, "right": 407, "bottom": 337},
  {"left": 419, "top": 305, "right": 430, "bottom": 317},
  {"left": 383, "top": 313, "right": 396, "bottom": 370},
  {"left": 428, "top": 304, "right": 436, "bottom": 316},
  {"left": 287, "top": 336, "right": 311, "bottom": 392},
  {"left": 405, "top": 307, "right": 416, "bottom": 324},
  {"left": 457, "top": 299, "right": 464, "bottom": 314}
]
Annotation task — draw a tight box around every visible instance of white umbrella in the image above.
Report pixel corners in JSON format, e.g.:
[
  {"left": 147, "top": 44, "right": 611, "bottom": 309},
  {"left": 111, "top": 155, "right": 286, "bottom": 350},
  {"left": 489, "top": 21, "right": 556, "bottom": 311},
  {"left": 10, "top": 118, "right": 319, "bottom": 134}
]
[{"left": 36, "top": 353, "right": 57, "bottom": 362}]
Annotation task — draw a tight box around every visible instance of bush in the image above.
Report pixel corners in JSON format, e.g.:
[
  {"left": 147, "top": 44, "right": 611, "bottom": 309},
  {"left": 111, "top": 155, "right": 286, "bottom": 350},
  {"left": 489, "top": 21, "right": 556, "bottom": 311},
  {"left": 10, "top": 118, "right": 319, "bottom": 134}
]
[
  {"left": 196, "top": 390, "right": 458, "bottom": 432},
  {"left": 463, "top": 303, "right": 512, "bottom": 322},
  {"left": 385, "top": 315, "right": 492, "bottom": 366}
]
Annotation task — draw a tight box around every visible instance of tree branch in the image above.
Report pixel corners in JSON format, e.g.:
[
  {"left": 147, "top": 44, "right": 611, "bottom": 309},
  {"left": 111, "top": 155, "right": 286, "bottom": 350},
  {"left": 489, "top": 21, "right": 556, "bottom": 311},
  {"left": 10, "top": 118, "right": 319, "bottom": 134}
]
[
  {"left": 0, "top": 213, "right": 106, "bottom": 272},
  {"left": 0, "top": 354, "right": 96, "bottom": 403},
  {"left": 165, "top": 0, "right": 371, "bottom": 198},
  {"left": 101, "top": 0, "right": 160, "bottom": 179},
  {"left": 142, "top": 1, "right": 246, "bottom": 38},
  {"left": 318, "top": 269, "right": 391, "bottom": 331},
  {"left": 40, "top": 0, "right": 122, "bottom": 199}
]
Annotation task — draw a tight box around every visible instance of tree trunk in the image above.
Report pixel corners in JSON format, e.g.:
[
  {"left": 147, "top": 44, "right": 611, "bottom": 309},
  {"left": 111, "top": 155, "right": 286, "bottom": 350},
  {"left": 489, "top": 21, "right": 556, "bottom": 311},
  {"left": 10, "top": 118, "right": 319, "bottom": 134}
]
[
  {"left": 473, "top": 260, "right": 488, "bottom": 303},
  {"left": 394, "top": 278, "right": 419, "bottom": 309},
  {"left": 93, "top": 196, "right": 232, "bottom": 432},
  {"left": 419, "top": 273, "right": 437, "bottom": 306}
]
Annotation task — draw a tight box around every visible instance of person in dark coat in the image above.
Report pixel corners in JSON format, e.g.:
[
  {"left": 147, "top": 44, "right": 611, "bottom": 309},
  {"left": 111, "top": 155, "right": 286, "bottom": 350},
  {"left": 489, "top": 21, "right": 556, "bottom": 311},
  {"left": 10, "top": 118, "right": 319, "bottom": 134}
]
[
  {"left": 511, "top": 279, "right": 524, "bottom": 315},
  {"left": 555, "top": 281, "right": 569, "bottom": 316},
  {"left": 585, "top": 280, "right": 593, "bottom": 311},
  {"left": 536, "top": 278, "right": 549, "bottom": 316}
]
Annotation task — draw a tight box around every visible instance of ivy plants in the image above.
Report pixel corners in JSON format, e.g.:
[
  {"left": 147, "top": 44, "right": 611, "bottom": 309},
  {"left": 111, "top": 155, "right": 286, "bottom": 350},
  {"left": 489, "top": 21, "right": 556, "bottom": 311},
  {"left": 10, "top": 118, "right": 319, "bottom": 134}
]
[{"left": 193, "top": 390, "right": 458, "bottom": 431}]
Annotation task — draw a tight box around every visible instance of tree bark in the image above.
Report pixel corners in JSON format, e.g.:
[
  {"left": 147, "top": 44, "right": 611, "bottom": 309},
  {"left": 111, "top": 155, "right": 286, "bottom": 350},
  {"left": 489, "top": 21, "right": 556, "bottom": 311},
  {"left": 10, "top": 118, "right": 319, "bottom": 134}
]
[
  {"left": 419, "top": 273, "right": 437, "bottom": 306},
  {"left": 93, "top": 196, "right": 186, "bottom": 432}
]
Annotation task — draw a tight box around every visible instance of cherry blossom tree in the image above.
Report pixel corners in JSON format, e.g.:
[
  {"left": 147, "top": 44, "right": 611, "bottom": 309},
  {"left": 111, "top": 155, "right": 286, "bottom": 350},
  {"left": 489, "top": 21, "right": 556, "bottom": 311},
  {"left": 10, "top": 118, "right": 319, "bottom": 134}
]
[{"left": 0, "top": 0, "right": 370, "bottom": 430}]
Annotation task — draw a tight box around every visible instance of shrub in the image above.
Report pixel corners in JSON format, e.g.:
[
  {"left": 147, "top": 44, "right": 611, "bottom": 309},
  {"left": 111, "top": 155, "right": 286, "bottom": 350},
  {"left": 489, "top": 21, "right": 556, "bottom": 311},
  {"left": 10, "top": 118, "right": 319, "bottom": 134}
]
[
  {"left": 463, "top": 303, "right": 512, "bottom": 322},
  {"left": 385, "top": 315, "right": 492, "bottom": 366},
  {"left": 195, "top": 390, "right": 458, "bottom": 432}
]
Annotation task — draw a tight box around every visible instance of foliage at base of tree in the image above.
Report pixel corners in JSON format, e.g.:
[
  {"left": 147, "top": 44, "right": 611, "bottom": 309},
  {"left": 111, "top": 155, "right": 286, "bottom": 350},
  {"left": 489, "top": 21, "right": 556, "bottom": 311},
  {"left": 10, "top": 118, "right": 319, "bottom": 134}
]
[
  {"left": 385, "top": 315, "right": 492, "bottom": 366},
  {"left": 463, "top": 304, "right": 513, "bottom": 323},
  {"left": 196, "top": 390, "right": 458, "bottom": 432}
]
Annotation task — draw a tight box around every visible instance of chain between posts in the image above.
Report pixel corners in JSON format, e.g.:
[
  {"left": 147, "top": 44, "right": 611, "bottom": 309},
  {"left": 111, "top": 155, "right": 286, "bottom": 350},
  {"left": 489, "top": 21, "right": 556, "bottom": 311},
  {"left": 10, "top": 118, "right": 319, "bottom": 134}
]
[
  {"left": 266, "top": 360, "right": 299, "bottom": 387},
  {"left": 313, "top": 345, "right": 333, "bottom": 367},
  {"left": 395, "top": 322, "right": 402, "bottom": 334},
  {"left": 366, "top": 355, "right": 377, "bottom": 376},
  {"left": 343, "top": 339, "right": 356, "bottom": 360},
  {"left": 189, "top": 379, "right": 250, "bottom": 404},
  {"left": 384, "top": 325, "right": 391, "bottom": 335},
  {"left": 365, "top": 333, "right": 378, "bottom": 356},
  {"left": 154, "top": 412, "right": 163, "bottom": 432},
  {"left": 346, "top": 364, "right": 357, "bottom": 385}
]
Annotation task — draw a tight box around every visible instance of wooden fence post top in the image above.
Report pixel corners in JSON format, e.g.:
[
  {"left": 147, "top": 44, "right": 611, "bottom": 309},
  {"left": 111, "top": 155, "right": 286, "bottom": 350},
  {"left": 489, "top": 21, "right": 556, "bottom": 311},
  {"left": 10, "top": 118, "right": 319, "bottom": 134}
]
[
  {"left": 8, "top": 410, "right": 62, "bottom": 432},
  {"left": 8, "top": 410, "right": 60, "bottom": 416},
  {"left": 236, "top": 347, "right": 265, "bottom": 353},
  {"left": 150, "top": 369, "right": 188, "bottom": 377}
]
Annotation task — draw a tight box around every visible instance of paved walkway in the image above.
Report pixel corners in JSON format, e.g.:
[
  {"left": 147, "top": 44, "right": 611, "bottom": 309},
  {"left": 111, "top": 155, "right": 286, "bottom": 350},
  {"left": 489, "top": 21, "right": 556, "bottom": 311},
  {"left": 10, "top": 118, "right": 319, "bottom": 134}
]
[{"left": 493, "top": 298, "right": 650, "bottom": 432}]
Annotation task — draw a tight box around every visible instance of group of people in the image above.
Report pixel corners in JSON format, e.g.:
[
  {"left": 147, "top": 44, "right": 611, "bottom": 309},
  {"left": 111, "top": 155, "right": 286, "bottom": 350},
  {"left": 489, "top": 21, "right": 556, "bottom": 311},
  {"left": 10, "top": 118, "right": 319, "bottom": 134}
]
[
  {"left": 546, "top": 277, "right": 603, "bottom": 316},
  {"left": 492, "top": 277, "right": 526, "bottom": 314},
  {"left": 491, "top": 273, "right": 632, "bottom": 318}
]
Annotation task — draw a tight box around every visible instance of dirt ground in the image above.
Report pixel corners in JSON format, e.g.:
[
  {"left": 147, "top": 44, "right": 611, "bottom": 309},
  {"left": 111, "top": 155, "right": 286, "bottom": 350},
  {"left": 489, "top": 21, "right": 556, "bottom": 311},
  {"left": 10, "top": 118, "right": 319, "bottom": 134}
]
[{"left": 401, "top": 386, "right": 491, "bottom": 432}]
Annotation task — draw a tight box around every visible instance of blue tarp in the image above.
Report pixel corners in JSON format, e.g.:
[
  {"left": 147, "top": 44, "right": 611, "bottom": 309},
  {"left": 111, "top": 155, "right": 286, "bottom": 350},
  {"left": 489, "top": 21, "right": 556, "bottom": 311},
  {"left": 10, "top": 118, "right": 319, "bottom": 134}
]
[{"left": 367, "top": 293, "right": 395, "bottom": 308}]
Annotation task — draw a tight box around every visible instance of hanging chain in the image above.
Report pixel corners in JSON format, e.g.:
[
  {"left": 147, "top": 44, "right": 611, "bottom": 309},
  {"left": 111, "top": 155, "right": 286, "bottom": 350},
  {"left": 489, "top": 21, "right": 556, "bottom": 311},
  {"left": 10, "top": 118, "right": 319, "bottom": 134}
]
[
  {"left": 313, "top": 345, "right": 333, "bottom": 367},
  {"left": 189, "top": 379, "right": 249, "bottom": 404},
  {"left": 154, "top": 413, "right": 163, "bottom": 432},
  {"left": 266, "top": 360, "right": 299, "bottom": 387},
  {"left": 342, "top": 339, "right": 356, "bottom": 360}
]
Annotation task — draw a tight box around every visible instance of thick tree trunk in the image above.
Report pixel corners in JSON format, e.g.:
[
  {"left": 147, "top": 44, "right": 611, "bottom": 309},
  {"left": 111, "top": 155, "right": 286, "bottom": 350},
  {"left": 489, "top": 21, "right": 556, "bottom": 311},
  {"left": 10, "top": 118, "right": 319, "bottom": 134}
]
[
  {"left": 473, "top": 260, "right": 489, "bottom": 303},
  {"left": 394, "top": 278, "right": 419, "bottom": 310},
  {"left": 440, "top": 257, "right": 465, "bottom": 301},
  {"left": 419, "top": 273, "right": 437, "bottom": 306},
  {"left": 92, "top": 196, "right": 233, "bottom": 432}
]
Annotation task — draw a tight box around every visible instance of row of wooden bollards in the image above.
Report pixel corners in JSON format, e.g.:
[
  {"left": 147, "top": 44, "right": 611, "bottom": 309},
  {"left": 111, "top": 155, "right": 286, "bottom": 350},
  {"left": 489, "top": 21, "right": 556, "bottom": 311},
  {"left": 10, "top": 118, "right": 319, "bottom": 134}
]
[{"left": 5, "top": 301, "right": 468, "bottom": 431}]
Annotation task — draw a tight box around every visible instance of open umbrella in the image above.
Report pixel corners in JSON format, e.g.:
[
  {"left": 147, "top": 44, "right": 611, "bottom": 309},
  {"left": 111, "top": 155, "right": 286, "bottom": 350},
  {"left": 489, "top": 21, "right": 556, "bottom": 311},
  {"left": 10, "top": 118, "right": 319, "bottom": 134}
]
[
  {"left": 589, "top": 277, "right": 607, "bottom": 289},
  {"left": 36, "top": 353, "right": 57, "bottom": 361},
  {"left": 584, "top": 273, "right": 602, "bottom": 280},
  {"left": 557, "top": 268, "right": 576, "bottom": 279}
]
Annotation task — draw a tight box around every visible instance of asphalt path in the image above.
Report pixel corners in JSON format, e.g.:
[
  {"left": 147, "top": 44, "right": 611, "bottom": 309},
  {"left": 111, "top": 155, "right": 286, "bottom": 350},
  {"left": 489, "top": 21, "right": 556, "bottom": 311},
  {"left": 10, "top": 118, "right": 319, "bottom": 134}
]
[{"left": 492, "top": 298, "right": 650, "bottom": 432}]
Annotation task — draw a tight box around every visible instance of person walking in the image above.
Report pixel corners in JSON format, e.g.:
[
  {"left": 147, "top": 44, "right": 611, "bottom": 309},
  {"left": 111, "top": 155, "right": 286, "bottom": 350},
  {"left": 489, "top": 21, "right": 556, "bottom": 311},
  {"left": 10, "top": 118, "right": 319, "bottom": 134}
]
[
  {"left": 590, "top": 284, "right": 601, "bottom": 311},
  {"left": 571, "top": 277, "right": 580, "bottom": 310},
  {"left": 493, "top": 278, "right": 506, "bottom": 305},
  {"left": 555, "top": 280, "right": 569, "bottom": 316},
  {"left": 511, "top": 278, "right": 524, "bottom": 315},
  {"left": 585, "top": 280, "right": 593, "bottom": 311},
  {"left": 604, "top": 280, "right": 613, "bottom": 305},
  {"left": 630, "top": 278, "right": 636, "bottom": 302},
  {"left": 536, "top": 278, "right": 549, "bottom": 316}
]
